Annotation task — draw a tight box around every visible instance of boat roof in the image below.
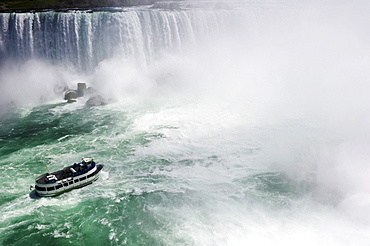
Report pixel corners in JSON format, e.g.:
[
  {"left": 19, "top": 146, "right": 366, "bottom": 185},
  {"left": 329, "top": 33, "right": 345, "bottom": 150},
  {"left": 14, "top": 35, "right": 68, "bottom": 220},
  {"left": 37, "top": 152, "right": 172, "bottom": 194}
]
[{"left": 35, "top": 158, "right": 95, "bottom": 184}]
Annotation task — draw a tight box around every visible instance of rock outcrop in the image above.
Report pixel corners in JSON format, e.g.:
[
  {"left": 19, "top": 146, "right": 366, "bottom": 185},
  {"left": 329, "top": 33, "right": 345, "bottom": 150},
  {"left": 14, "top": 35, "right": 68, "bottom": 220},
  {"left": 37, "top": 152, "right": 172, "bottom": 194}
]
[
  {"left": 86, "top": 95, "right": 107, "bottom": 106},
  {"left": 63, "top": 83, "right": 88, "bottom": 103},
  {"left": 64, "top": 89, "right": 78, "bottom": 103},
  {"left": 77, "top": 83, "right": 87, "bottom": 97},
  {"left": 64, "top": 82, "right": 108, "bottom": 106}
]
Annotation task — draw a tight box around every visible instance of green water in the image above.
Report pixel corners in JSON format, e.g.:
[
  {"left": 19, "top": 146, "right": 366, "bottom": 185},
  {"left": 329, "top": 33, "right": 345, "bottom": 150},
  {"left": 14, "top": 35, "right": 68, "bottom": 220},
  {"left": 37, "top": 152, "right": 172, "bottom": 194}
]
[
  {"left": 0, "top": 102, "right": 168, "bottom": 245},
  {"left": 0, "top": 99, "right": 305, "bottom": 246},
  {"left": 1, "top": 97, "right": 370, "bottom": 245}
]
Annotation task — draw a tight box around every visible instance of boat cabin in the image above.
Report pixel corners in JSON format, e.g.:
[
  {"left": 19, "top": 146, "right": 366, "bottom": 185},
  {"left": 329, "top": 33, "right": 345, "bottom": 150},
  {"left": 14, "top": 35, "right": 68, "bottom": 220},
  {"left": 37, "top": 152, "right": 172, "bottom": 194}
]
[{"left": 36, "top": 158, "right": 96, "bottom": 185}]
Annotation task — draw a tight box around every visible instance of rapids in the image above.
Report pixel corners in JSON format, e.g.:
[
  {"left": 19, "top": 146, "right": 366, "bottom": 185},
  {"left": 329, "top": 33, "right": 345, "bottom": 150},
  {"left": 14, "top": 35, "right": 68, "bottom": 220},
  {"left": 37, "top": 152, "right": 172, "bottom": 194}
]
[{"left": 1, "top": 1, "right": 370, "bottom": 245}]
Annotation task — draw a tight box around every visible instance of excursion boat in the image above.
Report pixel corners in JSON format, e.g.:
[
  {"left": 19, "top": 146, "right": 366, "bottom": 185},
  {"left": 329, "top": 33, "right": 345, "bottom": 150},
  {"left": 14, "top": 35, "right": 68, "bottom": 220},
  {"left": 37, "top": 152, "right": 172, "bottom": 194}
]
[{"left": 33, "top": 157, "right": 103, "bottom": 197}]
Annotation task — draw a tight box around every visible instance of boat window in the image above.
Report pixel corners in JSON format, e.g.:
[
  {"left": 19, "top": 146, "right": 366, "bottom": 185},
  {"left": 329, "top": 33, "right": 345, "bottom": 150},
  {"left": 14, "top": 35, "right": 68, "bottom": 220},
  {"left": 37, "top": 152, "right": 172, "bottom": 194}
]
[
  {"left": 74, "top": 179, "right": 79, "bottom": 183},
  {"left": 46, "top": 187, "right": 55, "bottom": 191},
  {"left": 35, "top": 185, "right": 46, "bottom": 191},
  {"left": 69, "top": 181, "right": 73, "bottom": 185},
  {"left": 80, "top": 176, "right": 86, "bottom": 181},
  {"left": 55, "top": 184, "right": 62, "bottom": 189}
]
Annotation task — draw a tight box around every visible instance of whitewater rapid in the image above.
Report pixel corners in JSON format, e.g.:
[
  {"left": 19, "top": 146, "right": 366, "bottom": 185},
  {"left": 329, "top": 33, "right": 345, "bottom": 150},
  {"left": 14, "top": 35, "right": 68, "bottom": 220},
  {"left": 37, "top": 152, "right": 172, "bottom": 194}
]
[{"left": 1, "top": 1, "right": 370, "bottom": 245}]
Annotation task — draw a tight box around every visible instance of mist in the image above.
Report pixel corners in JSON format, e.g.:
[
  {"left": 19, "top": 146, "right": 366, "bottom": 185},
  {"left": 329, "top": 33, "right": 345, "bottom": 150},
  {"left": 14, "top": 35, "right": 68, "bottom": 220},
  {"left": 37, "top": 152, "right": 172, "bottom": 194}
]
[
  {"left": 129, "top": 1, "right": 370, "bottom": 221},
  {"left": 2, "top": 1, "right": 370, "bottom": 190},
  {"left": 1, "top": 1, "right": 370, "bottom": 244}
]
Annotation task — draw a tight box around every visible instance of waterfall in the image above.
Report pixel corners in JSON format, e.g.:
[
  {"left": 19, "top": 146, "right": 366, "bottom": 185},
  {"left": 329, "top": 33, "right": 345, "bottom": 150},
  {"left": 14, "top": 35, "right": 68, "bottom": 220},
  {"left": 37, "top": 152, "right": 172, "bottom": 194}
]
[{"left": 0, "top": 9, "right": 242, "bottom": 72}]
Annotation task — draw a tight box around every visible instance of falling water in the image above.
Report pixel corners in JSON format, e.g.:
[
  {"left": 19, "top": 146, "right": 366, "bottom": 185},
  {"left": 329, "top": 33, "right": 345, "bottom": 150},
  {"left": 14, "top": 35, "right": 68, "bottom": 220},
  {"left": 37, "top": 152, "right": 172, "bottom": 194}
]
[{"left": 1, "top": 1, "right": 370, "bottom": 245}]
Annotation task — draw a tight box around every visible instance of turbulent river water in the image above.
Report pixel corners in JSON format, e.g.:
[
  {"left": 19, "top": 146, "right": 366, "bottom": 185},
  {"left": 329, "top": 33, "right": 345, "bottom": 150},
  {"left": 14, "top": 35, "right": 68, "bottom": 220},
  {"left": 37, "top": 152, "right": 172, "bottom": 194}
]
[{"left": 1, "top": 1, "right": 370, "bottom": 245}]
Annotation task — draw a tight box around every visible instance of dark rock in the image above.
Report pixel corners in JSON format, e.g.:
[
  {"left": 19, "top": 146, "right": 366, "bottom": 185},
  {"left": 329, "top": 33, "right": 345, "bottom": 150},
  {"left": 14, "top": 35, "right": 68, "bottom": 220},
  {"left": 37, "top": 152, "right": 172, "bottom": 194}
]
[
  {"left": 77, "top": 83, "right": 87, "bottom": 97},
  {"left": 64, "top": 89, "right": 78, "bottom": 100},
  {"left": 86, "top": 95, "right": 107, "bottom": 106}
]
